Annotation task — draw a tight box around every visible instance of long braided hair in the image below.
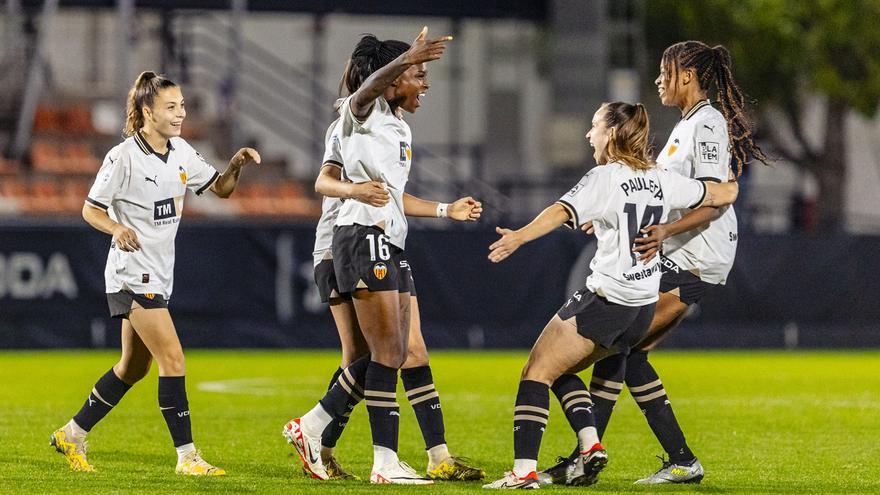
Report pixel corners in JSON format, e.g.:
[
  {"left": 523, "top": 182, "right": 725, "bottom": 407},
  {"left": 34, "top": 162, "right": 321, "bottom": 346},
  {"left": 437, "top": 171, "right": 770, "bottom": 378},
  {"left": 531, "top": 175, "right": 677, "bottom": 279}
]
[{"left": 662, "top": 41, "right": 767, "bottom": 177}]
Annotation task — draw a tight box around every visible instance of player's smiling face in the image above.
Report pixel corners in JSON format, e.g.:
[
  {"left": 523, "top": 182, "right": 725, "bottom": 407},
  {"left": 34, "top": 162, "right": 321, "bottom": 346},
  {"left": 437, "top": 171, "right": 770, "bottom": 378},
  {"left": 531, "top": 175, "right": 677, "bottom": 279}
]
[
  {"left": 144, "top": 86, "right": 186, "bottom": 138},
  {"left": 655, "top": 60, "right": 691, "bottom": 109},
  {"left": 586, "top": 107, "right": 613, "bottom": 165},
  {"left": 390, "top": 63, "right": 429, "bottom": 114}
]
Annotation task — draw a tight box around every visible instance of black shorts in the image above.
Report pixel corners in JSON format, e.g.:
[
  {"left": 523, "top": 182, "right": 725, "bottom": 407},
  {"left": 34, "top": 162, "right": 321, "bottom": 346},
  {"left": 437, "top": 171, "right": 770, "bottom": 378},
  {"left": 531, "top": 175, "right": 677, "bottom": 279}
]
[
  {"left": 557, "top": 288, "right": 656, "bottom": 353},
  {"left": 659, "top": 255, "right": 716, "bottom": 305},
  {"left": 107, "top": 290, "right": 168, "bottom": 319},
  {"left": 314, "top": 259, "right": 352, "bottom": 303},
  {"left": 332, "top": 224, "right": 414, "bottom": 294}
]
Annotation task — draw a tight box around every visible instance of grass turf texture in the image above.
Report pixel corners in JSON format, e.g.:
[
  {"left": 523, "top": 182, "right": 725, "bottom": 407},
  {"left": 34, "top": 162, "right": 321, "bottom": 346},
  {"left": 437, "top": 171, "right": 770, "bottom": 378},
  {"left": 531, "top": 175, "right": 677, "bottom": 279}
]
[{"left": 1, "top": 350, "right": 878, "bottom": 494}]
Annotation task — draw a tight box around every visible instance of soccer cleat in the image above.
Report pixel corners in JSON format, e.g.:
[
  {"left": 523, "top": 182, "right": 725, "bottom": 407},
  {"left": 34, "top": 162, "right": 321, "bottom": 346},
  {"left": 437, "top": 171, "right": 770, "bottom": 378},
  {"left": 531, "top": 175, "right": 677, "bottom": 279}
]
[
  {"left": 324, "top": 455, "right": 359, "bottom": 480},
  {"left": 370, "top": 460, "right": 434, "bottom": 485},
  {"left": 50, "top": 428, "right": 94, "bottom": 472},
  {"left": 482, "top": 471, "right": 540, "bottom": 489},
  {"left": 427, "top": 456, "right": 486, "bottom": 481},
  {"left": 634, "top": 456, "right": 704, "bottom": 484},
  {"left": 569, "top": 443, "right": 608, "bottom": 486},
  {"left": 282, "top": 418, "right": 328, "bottom": 480},
  {"left": 537, "top": 454, "right": 577, "bottom": 485},
  {"left": 175, "top": 450, "right": 226, "bottom": 476}
]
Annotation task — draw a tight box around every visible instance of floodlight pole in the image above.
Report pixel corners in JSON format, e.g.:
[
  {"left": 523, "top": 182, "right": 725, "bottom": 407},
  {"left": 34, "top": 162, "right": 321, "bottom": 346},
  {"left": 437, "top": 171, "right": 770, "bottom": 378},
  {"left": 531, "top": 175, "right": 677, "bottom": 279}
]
[
  {"left": 11, "top": 0, "right": 58, "bottom": 161},
  {"left": 116, "top": 0, "right": 134, "bottom": 108}
]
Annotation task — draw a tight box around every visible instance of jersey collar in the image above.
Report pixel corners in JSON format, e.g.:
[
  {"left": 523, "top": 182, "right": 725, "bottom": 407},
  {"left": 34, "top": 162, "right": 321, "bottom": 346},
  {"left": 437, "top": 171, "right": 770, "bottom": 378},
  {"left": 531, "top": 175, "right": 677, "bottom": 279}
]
[
  {"left": 134, "top": 131, "right": 174, "bottom": 163},
  {"left": 682, "top": 99, "right": 711, "bottom": 121}
]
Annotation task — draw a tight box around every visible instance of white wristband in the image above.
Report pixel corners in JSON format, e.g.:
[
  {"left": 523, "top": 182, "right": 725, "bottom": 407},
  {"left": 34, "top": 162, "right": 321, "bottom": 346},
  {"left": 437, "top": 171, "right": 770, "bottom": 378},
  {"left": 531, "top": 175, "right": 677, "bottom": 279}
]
[{"left": 436, "top": 202, "right": 449, "bottom": 218}]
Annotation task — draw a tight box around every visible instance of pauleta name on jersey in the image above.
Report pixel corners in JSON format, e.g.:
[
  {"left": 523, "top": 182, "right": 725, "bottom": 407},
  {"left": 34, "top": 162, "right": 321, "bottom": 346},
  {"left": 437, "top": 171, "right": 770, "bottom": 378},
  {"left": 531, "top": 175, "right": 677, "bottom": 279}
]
[
  {"left": 623, "top": 261, "right": 661, "bottom": 281},
  {"left": 620, "top": 178, "right": 663, "bottom": 199}
]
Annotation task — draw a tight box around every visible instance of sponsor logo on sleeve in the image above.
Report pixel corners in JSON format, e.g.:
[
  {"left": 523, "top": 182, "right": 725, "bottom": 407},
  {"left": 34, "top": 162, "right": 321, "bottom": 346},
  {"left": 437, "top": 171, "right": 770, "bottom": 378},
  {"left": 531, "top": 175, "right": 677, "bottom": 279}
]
[
  {"left": 399, "top": 142, "right": 412, "bottom": 162},
  {"left": 699, "top": 141, "right": 719, "bottom": 163}
]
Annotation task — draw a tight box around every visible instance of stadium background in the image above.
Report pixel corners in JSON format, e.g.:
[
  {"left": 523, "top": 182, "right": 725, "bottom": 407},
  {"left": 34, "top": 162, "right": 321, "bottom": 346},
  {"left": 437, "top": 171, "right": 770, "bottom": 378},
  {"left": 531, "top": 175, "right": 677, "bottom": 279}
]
[
  {"left": 2, "top": 0, "right": 878, "bottom": 349},
  {"left": 0, "top": 2, "right": 878, "bottom": 494}
]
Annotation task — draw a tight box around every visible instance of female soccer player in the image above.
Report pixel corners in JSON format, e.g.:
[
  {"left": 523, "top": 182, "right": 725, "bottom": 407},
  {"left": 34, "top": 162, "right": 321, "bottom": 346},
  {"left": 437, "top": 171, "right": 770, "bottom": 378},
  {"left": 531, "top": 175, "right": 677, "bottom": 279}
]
[
  {"left": 283, "top": 28, "right": 468, "bottom": 485},
  {"left": 541, "top": 41, "right": 767, "bottom": 486},
  {"left": 287, "top": 115, "right": 483, "bottom": 481},
  {"left": 481, "top": 101, "right": 739, "bottom": 489},
  {"left": 50, "top": 71, "right": 260, "bottom": 475}
]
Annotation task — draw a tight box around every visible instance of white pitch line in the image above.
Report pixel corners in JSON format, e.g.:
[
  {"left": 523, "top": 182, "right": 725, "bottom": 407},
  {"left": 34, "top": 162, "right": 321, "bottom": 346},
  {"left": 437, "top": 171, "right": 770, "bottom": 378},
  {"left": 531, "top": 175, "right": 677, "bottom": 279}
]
[{"left": 197, "top": 377, "right": 326, "bottom": 396}]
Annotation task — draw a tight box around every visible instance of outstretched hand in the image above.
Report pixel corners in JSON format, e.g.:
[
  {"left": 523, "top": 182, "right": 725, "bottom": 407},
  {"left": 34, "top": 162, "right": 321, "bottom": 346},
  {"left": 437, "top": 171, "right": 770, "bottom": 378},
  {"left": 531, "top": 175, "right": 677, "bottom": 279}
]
[
  {"left": 231, "top": 147, "right": 261, "bottom": 168},
  {"left": 488, "top": 227, "right": 522, "bottom": 263},
  {"left": 448, "top": 196, "right": 482, "bottom": 222},
  {"left": 404, "top": 26, "right": 452, "bottom": 65}
]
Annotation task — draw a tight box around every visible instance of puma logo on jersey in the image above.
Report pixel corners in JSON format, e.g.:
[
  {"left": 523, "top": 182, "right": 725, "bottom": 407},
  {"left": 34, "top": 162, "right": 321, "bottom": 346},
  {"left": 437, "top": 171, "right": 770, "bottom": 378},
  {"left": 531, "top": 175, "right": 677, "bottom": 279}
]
[
  {"left": 703, "top": 124, "right": 716, "bottom": 133},
  {"left": 145, "top": 175, "right": 159, "bottom": 187}
]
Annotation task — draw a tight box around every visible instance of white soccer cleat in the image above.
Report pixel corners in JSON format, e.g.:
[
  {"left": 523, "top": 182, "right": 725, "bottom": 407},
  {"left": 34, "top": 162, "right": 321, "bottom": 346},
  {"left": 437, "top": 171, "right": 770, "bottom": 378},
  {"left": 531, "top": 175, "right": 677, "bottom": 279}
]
[
  {"left": 482, "top": 471, "right": 540, "bottom": 489},
  {"left": 634, "top": 457, "right": 704, "bottom": 484},
  {"left": 282, "top": 418, "right": 328, "bottom": 480},
  {"left": 370, "top": 460, "right": 433, "bottom": 485},
  {"left": 569, "top": 443, "right": 608, "bottom": 486}
]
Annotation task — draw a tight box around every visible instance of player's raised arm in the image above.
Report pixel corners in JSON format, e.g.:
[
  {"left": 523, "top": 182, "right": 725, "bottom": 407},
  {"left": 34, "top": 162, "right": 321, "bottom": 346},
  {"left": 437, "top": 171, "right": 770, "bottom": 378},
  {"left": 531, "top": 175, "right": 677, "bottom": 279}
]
[
  {"left": 350, "top": 26, "right": 452, "bottom": 119},
  {"left": 488, "top": 203, "right": 570, "bottom": 263}
]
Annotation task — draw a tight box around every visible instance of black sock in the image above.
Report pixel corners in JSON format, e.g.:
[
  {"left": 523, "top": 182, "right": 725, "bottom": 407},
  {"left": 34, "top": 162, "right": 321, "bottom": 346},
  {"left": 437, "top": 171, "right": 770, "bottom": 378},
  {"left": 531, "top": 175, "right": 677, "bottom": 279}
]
[
  {"left": 158, "top": 376, "right": 193, "bottom": 448},
  {"left": 72, "top": 368, "right": 132, "bottom": 432},
  {"left": 590, "top": 353, "right": 626, "bottom": 439},
  {"left": 513, "top": 380, "right": 549, "bottom": 462},
  {"left": 551, "top": 374, "right": 595, "bottom": 448},
  {"left": 625, "top": 351, "right": 695, "bottom": 464},
  {"left": 320, "top": 367, "right": 345, "bottom": 449},
  {"left": 364, "top": 361, "right": 400, "bottom": 451},
  {"left": 402, "top": 365, "right": 446, "bottom": 450},
  {"left": 318, "top": 356, "right": 370, "bottom": 449}
]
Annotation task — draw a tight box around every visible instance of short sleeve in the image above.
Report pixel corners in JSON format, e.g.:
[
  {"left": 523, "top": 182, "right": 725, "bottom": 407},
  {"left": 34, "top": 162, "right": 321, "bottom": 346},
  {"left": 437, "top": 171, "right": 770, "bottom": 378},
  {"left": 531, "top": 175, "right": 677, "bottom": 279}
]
[
  {"left": 322, "top": 120, "right": 343, "bottom": 168},
  {"left": 692, "top": 120, "right": 729, "bottom": 181},
  {"left": 658, "top": 169, "right": 707, "bottom": 211},
  {"left": 86, "top": 148, "right": 129, "bottom": 210},
  {"left": 339, "top": 94, "right": 388, "bottom": 137},
  {"left": 555, "top": 170, "right": 607, "bottom": 229},
  {"left": 184, "top": 144, "right": 220, "bottom": 195}
]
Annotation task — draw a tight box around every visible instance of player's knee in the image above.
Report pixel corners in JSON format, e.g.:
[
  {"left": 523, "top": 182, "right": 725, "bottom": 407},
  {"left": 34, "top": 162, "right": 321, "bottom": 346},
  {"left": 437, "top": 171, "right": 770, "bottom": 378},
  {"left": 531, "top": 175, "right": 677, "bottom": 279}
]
[
  {"left": 520, "top": 361, "right": 554, "bottom": 386},
  {"left": 158, "top": 350, "right": 186, "bottom": 375},
  {"left": 403, "top": 345, "right": 429, "bottom": 368},
  {"left": 372, "top": 343, "right": 406, "bottom": 369},
  {"left": 114, "top": 359, "right": 151, "bottom": 384}
]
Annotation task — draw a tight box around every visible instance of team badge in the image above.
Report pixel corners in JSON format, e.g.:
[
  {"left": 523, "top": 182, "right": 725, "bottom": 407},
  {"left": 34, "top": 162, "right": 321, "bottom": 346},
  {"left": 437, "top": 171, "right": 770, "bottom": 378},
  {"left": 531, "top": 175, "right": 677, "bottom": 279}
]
[
  {"left": 144, "top": 293, "right": 155, "bottom": 300},
  {"left": 373, "top": 262, "right": 388, "bottom": 280},
  {"left": 178, "top": 165, "right": 187, "bottom": 184},
  {"left": 667, "top": 138, "right": 679, "bottom": 156}
]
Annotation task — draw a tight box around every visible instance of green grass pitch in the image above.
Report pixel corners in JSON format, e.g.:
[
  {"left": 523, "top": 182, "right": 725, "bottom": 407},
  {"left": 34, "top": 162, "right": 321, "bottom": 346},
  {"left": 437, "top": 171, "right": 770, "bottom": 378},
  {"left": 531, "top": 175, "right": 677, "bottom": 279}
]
[{"left": 1, "top": 350, "right": 878, "bottom": 494}]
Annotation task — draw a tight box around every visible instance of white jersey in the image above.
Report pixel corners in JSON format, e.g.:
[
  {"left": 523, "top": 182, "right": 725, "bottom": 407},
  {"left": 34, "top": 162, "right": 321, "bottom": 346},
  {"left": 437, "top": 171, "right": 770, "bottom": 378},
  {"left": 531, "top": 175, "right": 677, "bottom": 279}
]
[
  {"left": 333, "top": 95, "right": 412, "bottom": 249},
  {"left": 313, "top": 119, "right": 344, "bottom": 266},
  {"left": 86, "top": 132, "right": 220, "bottom": 298},
  {"left": 656, "top": 100, "right": 737, "bottom": 284},
  {"left": 557, "top": 161, "right": 707, "bottom": 307}
]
